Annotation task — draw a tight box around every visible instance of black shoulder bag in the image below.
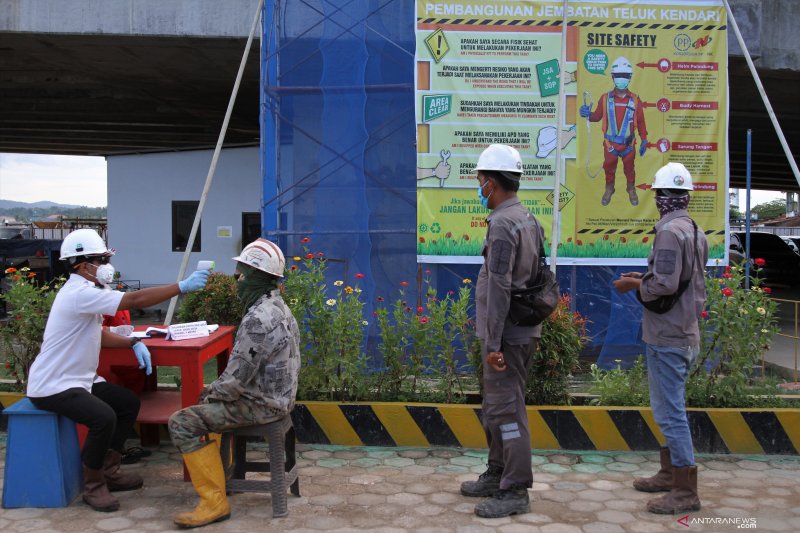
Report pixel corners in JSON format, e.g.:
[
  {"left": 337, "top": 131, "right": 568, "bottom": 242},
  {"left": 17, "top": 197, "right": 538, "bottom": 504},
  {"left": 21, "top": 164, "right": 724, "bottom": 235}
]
[
  {"left": 508, "top": 235, "right": 560, "bottom": 327},
  {"left": 636, "top": 220, "right": 698, "bottom": 314}
]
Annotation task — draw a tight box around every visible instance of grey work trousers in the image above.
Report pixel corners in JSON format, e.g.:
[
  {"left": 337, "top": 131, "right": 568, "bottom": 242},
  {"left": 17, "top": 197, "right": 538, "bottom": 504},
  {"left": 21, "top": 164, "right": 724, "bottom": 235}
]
[{"left": 481, "top": 338, "right": 537, "bottom": 489}]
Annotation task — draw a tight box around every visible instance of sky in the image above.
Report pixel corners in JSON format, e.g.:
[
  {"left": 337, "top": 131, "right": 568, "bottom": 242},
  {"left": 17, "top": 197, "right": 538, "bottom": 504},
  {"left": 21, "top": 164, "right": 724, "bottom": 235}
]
[
  {"left": 0, "top": 153, "right": 107, "bottom": 208},
  {"left": 0, "top": 152, "right": 787, "bottom": 210}
]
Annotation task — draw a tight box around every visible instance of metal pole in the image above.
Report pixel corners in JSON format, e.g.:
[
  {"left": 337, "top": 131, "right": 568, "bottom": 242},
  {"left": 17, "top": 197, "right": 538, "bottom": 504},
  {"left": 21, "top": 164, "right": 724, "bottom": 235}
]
[
  {"left": 724, "top": 0, "right": 800, "bottom": 187},
  {"left": 745, "top": 129, "right": 752, "bottom": 289},
  {"left": 262, "top": 0, "right": 280, "bottom": 243},
  {"left": 164, "top": 0, "right": 265, "bottom": 325},
  {"left": 549, "top": 0, "right": 569, "bottom": 273}
]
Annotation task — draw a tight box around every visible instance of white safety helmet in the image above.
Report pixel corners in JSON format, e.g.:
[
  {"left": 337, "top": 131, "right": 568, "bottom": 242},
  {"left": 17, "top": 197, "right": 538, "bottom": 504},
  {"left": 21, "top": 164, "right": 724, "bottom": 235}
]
[
  {"left": 60, "top": 229, "right": 114, "bottom": 262},
  {"left": 232, "top": 238, "right": 286, "bottom": 277},
  {"left": 652, "top": 162, "right": 693, "bottom": 191},
  {"left": 475, "top": 144, "right": 523, "bottom": 174},
  {"left": 536, "top": 127, "right": 558, "bottom": 158},
  {"left": 610, "top": 56, "right": 633, "bottom": 77}
]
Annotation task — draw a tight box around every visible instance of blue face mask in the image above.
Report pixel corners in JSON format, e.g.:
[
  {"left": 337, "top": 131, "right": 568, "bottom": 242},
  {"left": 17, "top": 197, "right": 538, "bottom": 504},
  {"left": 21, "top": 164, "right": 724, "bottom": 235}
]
[
  {"left": 478, "top": 181, "right": 492, "bottom": 209},
  {"left": 613, "top": 77, "right": 630, "bottom": 90}
]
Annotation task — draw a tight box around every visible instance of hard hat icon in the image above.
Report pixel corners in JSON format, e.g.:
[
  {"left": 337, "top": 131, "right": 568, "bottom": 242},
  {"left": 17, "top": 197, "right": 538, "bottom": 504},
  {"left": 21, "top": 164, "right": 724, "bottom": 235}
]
[{"left": 536, "top": 127, "right": 558, "bottom": 158}]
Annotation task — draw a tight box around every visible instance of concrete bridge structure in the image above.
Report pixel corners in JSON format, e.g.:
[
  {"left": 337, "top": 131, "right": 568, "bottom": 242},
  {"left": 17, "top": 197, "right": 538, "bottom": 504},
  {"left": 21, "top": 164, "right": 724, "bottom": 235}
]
[{"left": 1, "top": 0, "right": 799, "bottom": 191}]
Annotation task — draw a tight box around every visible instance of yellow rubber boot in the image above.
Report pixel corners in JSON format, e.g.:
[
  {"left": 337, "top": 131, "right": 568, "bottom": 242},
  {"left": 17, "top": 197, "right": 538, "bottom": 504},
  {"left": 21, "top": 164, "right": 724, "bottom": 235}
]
[{"left": 174, "top": 441, "right": 231, "bottom": 529}]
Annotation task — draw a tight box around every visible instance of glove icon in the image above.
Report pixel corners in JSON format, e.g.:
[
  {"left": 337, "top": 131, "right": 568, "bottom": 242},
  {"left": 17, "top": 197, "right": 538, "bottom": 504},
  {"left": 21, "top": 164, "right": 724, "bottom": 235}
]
[
  {"left": 639, "top": 140, "right": 648, "bottom": 157},
  {"left": 179, "top": 270, "right": 210, "bottom": 293},
  {"left": 133, "top": 342, "right": 152, "bottom": 375},
  {"left": 579, "top": 104, "right": 592, "bottom": 118}
]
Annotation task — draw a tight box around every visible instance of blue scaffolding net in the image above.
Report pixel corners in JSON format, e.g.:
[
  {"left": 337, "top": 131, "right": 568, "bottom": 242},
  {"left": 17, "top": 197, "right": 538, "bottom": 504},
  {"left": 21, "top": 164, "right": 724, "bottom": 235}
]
[{"left": 259, "top": 0, "right": 649, "bottom": 370}]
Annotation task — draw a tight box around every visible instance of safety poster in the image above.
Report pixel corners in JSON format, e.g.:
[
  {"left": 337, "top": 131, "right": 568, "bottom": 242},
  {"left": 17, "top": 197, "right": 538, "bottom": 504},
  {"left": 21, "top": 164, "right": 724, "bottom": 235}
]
[{"left": 415, "top": 0, "right": 728, "bottom": 264}]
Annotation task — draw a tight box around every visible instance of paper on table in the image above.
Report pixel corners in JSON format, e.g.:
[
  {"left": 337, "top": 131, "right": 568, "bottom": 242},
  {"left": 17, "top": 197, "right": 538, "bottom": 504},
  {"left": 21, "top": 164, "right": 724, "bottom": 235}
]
[{"left": 127, "top": 324, "right": 219, "bottom": 339}]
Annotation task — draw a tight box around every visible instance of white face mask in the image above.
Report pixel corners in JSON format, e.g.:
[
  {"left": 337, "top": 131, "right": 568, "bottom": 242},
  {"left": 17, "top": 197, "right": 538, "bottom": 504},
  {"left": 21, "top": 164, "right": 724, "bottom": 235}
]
[{"left": 89, "top": 262, "right": 116, "bottom": 286}]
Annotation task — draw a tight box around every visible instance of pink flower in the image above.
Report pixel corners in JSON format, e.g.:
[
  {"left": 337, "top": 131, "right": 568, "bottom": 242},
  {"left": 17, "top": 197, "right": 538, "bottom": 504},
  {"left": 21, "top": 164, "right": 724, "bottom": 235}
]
[
  {"left": 304, "top": 253, "right": 314, "bottom": 259},
  {"left": 754, "top": 258, "right": 766, "bottom": 267},
  {"left": 372, "top": 311, "right": 378, "bottom": 316},
  {"left": 416, "top": 306, "right": 424, "bottom": 313},
  {"left": 701, "top": 310, "right": 709, "bottom": 319},
  {"left": 355, "top": 273, "right": 365, "bottom": 279},
  {"left": 722, "top": 273, "right": 732, "bottom": 279},
  {"left": 399, "top": 281, "right": 409, "bottom": 286},
  {"left": 419, "top": 317, "right": 429, "bottom": 324},
  {"left": 300, "top": 237, "right": 311, "bottom": 244}
]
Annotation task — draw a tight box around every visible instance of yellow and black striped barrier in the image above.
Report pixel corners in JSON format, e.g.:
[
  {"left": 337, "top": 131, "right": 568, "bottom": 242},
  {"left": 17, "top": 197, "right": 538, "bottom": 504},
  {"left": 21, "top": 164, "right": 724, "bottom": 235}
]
[{"left": 292, "top": 402, "right": 800, "bottom": 455}]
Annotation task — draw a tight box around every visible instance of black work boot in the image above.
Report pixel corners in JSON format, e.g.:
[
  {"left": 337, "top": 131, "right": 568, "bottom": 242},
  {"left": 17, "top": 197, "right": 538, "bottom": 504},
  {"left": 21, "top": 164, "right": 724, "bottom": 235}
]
[
  {"left": 460, "top": 465, "right": 502, "bottom": 497},
  {"left": 474, "top": 485, "right": 530, "bottom": 518}
]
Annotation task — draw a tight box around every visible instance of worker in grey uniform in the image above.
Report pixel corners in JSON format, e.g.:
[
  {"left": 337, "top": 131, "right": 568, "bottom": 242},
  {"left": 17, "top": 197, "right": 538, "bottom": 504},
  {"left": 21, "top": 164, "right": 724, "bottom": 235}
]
[
  {"left": 168, "top": 238, "right": 300, "bottom": 528},
  {"left": 612, "top": 162, "right": 707, "bottom": 515},
  {"left": 460, "top": 144, "right": 541, "bottom": 518}
]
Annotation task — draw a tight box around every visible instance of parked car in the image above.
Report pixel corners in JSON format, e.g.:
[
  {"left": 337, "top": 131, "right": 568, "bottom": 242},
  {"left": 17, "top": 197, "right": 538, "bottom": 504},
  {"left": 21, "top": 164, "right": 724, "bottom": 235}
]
[
  {"left": 730, "top": 231, "right": 800, "bottom": 286},
  {"left": 782, "top": 236, "right": 800, "bottom": 254}
]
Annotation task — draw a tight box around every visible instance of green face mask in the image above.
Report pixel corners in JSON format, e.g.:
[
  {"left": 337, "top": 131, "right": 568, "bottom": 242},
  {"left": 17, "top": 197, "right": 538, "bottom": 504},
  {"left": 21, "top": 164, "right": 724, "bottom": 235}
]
[{"left": 236, "top": 264, "right": 279, "bottom": 312}]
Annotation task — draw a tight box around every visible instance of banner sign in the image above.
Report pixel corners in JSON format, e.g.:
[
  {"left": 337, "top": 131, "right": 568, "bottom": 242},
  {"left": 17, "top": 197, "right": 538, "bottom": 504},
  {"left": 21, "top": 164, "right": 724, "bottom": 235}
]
[{"left": 415, "top": 0, "right": 728, "bottom": 264}]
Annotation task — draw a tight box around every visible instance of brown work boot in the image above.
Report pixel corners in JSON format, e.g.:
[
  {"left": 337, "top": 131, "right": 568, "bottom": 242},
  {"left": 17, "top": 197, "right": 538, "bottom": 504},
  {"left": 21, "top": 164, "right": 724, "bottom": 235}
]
[
  {"left": 646, "top": 465, "right": 701, "bottom": 514},
  {"left": 103, "top": 450, "right": 144, "bottom": 492},
  {"left": 601, "top": 183, "right": 615, "bottom": 206},
  {"left": 626, "top": 184, "right": 639, "bottom": 206},
  {"left": 83, "top": 465, "right": 120, "bottom": 512},
  {"left": 633, "top": 447, "right": 672, "bottom": 492}
]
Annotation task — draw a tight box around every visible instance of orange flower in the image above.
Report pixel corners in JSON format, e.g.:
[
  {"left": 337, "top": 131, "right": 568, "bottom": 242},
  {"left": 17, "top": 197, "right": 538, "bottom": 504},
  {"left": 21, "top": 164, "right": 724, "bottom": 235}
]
[
  {"left": 4, "top": 268, "right": 17, "bottom": 274},
  {"left": 27, "top": 273, "right": 36, "bottom": 278},
  {"left": 419, "top": 237, "right": 425, "bottom": 243}
]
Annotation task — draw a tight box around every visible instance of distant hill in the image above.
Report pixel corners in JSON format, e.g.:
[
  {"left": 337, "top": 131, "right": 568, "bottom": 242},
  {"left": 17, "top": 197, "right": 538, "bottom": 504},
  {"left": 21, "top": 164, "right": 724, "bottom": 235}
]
[{"left": 0, "top": 199, "right": 81, "bottom": 209}]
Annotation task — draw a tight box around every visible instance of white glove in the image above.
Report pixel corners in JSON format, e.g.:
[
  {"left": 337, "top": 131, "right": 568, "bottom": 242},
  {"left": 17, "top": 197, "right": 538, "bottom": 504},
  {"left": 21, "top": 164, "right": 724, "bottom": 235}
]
[
  {"left": 179, "top": 270, "right": 210, "bottom": 293},
  {"left": 132, "top": 342, "right": 152, "bottom": 375}
]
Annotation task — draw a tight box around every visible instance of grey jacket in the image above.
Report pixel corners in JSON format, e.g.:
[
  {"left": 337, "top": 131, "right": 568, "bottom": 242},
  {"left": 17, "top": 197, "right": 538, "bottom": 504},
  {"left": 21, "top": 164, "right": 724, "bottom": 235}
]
[
  {"left": 205, "top": 289, "right": 301, "bottom": 418},
  {"left": 640, "top": 210, "right": 708, "bottom": 347},
  {"left": 476, "top": 197, "right": 543, "bottom": 352}
]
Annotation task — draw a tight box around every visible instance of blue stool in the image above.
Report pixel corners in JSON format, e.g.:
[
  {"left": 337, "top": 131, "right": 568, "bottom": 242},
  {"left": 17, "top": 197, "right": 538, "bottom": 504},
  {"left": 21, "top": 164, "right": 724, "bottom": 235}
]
[{"left": 2, "top": 398, "right": 83, "bottom": 508}]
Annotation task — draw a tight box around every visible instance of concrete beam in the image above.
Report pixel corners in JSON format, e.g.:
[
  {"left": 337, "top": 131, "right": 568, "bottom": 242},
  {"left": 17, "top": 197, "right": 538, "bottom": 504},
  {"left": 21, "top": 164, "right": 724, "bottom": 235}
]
[{"left": 0, "top": 0, "right": 257, "bottom": 37}]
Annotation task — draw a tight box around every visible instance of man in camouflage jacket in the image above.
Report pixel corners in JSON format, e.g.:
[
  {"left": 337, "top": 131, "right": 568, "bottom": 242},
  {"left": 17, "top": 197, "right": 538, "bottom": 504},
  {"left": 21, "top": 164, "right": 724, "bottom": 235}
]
[{"left": 168, "top": 238, "right": 300, "bottom": 528}]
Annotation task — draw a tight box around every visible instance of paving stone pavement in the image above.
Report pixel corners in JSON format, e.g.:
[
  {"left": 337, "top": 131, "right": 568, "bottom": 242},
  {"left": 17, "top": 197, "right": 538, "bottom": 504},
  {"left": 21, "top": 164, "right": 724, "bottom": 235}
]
[{"left": 0, "top": 437, "right": 798, "bottom": 532}]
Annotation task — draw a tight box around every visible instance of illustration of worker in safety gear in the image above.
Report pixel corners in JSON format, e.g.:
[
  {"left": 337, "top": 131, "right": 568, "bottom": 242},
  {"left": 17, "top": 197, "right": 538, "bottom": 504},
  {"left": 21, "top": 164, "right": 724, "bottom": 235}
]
[
  {"left": 168, "top": 238, "right": 301, "bottom": 528},
  {"left": 579, "top": 56, "right": 650, "bottom": 207}
]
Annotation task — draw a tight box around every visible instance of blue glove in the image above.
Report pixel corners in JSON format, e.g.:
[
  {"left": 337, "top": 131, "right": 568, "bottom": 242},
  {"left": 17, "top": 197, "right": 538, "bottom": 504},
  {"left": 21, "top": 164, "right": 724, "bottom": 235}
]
[
  {"left": 639, "top": 140, "right": 648, "bottom": 156},
  {"left": 579, "top": 104, "right": 591, "bottom": 118},
  {"left": 133, "top": 342, "right": 152, "bottom": 375},
  {"left": 178, "top": 270, "right": 210, "bottom": 293}
]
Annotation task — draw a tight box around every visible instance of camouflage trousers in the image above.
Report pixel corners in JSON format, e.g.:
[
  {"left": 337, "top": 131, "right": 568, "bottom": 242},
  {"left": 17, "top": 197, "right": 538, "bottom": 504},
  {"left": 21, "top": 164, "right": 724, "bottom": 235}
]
[{"left": 168, "top": 399, "right": 282, "bottom": 453}]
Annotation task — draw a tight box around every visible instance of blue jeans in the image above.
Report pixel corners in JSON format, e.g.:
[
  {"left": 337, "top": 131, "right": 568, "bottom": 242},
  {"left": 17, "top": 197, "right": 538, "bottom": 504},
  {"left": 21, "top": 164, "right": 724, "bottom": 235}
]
[{"left": 646, "top": 344, "right": 698, "bottom": 467}]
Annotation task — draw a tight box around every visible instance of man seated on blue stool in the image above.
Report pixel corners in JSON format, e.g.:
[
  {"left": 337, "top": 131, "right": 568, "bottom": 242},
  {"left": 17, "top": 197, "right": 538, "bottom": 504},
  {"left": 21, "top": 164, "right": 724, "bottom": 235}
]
[
  {"left": 168, "top": 238, "right": 301, "bottom": 529},
  {"left": 27, "top": 229, "right": 210, "bottom": 513}
]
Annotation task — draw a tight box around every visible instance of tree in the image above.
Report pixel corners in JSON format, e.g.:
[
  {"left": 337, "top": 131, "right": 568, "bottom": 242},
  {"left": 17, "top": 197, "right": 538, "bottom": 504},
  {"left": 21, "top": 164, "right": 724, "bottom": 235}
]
[
  {"left": 729, "top": 204, "right": 742, "bottom": 222},
  {"left": 751, "top": 199, "right": 786, "bottom": 221}
]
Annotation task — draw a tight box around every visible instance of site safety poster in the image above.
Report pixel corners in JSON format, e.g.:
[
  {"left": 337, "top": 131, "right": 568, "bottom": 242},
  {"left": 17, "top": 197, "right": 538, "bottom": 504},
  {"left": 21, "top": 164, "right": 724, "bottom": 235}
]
[{"left": 415, "top": 0, "right": 728, "bottom": 264}]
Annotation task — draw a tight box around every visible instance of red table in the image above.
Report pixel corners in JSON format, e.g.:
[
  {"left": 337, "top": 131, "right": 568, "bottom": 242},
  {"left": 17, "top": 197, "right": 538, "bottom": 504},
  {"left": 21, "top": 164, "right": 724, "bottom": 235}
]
[{"left": 98, "top": 325, "right": 235, "bottom": 444}]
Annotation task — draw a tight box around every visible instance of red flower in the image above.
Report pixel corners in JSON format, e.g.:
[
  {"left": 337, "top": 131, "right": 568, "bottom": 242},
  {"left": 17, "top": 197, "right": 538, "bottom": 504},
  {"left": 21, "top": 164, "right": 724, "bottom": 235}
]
[
  {"left": 576, "top": 240, "right": 583, "bottom": 246},
  {"left": 4, "top": 362, "right": 10, "bottom": 369},
  {"left": 721, "top": 288, "right": 734, "bottom": 297},
  {"left": 463, "top": 234, "right": 470, "bottom": 241},
  {"left": 763, "top": 287, "right": 772, "bottom": 294},
  {"left": 304, "top": 253, "right": 314, "bottom": 260},
  {"left": 355, "top": 273, "right": 365, "bottom": 279},
  {"left": 620, "top": 237, "right": 627, "bottom": 243},
  {"left": 376, "top": 296, "right": 384, "bottom": 302},
  {"left": 317, "top": 252, "right": 324, "bottom": 257},
  {"left": 290, "top": 265, "right": 298, "bottom": 271},
  {"left": 722, "top": 273, "right": 732, "bottom": 279},
  {"left": 754, "top": 258, "right": 766, "bottom": 267},
  {"left": 424, "top": 269, "right": 431, "bottom": 275},
  {"left": 419, "top": 317, "right": 429, "bottom": 324},
  {"left": 399, "top": 281, "right": 409, "bottom": 286},
  {"left": 724, "top": 266, "right": 732, "bottom": 273},
  {"left": 419, "top": 237, "right": 425, "bottom": 243},
  {"left": 300, "top": 237, "right": 311, "bottom": 244},
  {"left": 603, "top": 235, "right": 609, "bottom": 240},
  {"left": 372, "top": 311, "right": 378, "bottom": 316},
  {"left": 416, "top": 306, "right": 424, "bottom": 313},
  {"left": 701, "top": 310, "right": 709, "bottom": 319},
  {"left": 642, "top": 236, "right": 649, "bottom": 243}
]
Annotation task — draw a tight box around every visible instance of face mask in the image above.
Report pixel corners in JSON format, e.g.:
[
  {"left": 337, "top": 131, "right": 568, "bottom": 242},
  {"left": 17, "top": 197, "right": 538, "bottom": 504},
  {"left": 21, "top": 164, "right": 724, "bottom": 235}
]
[
  {"left": 89, "top": 262, "right": 115, "bottom": 286},
  {"left": 613, "top": 77, "right": 630, "bottom": 90},
  {"left": 478, "top": 181, "right": 493, "bottom": 209}
]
